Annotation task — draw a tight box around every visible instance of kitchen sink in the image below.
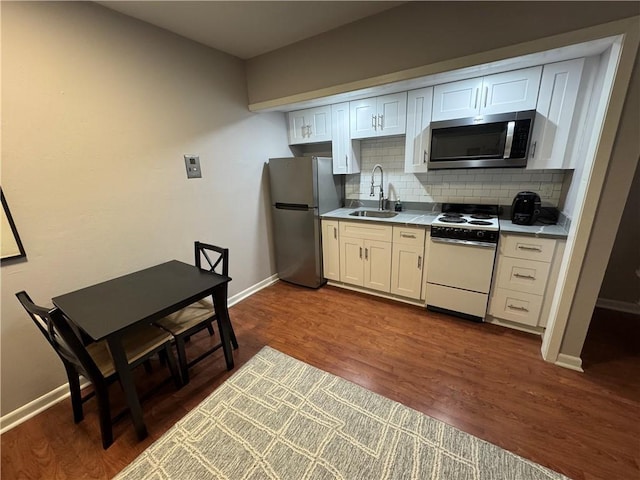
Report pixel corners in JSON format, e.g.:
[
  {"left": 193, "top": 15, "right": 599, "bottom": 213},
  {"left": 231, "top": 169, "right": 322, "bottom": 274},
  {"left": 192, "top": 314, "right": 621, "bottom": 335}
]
[{"left": 349, "top": 210, "right": 398, "bottom": 218}]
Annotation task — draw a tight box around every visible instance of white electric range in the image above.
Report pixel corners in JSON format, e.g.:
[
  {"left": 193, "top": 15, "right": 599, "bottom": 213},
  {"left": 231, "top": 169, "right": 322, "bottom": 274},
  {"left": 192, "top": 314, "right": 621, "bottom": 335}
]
[{"left": 426, "top": 203, "right": 500, "bottom": 322}]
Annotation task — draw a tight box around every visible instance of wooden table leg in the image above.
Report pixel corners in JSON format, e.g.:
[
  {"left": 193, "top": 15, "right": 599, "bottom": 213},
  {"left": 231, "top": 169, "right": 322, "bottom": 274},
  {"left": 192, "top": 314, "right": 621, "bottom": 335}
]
[
  {"left": 107, "top": 333, "right": 148, "bottom": 440},
  {"left": 212, "top": 284, "right": 234, "bottom": 370}
]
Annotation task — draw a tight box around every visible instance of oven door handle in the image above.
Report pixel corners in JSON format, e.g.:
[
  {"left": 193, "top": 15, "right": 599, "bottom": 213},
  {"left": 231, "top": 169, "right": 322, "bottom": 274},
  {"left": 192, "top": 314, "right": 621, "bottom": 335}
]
[{"left": 431, "top": 237, "right": 496, "bottom": 249}]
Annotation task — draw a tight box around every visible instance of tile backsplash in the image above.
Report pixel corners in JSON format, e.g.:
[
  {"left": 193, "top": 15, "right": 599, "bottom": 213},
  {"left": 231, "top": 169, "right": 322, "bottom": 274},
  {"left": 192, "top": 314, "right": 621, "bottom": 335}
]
[{"left": 346, "top": 137, "right": 565, "bottom": 207}]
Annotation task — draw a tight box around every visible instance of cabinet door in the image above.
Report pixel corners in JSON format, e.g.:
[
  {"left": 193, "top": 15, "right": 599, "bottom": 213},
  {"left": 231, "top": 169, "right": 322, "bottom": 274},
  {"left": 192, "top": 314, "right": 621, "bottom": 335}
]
[
  {"left": 288, "top": 110, "right": 308, "bottom": 144},
  {"left": 527, "top": 59, "right": 584, "bottom": 170},
  {"left": 364, "top": 240, "right": 392, "bottom": 292},
  {"left": 480, "top": 66, "right": 542, "bottom": 116},
  {"left": 404, "top": 88, "right": 433, "bottom": 173},
  {"left": 331, "top": 103, "right": 360, "bottom": 174},
  {"left": 339, "top": 236, "right": 364, "bottom": 286},
  {"left": 390, "top": 242, "right": 424, "bottom": 299},
  {"left": 306, "top": 106, "right": 332, "bottom": 143},
  {"left": 350, "top": 98, "right": 377, "bottom": 139},
  {"left": 432, "top": 77, "right": 483, "bottom": 121},
  {"left": 322, "top": 220, "right": 340, "bottom": 281},
  {"left": 377, "top": 92, "right": 407, "bottom": 136}
]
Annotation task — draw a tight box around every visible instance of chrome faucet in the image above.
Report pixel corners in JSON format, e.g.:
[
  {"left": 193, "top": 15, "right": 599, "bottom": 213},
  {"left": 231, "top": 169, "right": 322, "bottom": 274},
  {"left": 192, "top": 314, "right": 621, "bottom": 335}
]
[{"left": 370, "top": 164, "right": 385, "bottom": 211}]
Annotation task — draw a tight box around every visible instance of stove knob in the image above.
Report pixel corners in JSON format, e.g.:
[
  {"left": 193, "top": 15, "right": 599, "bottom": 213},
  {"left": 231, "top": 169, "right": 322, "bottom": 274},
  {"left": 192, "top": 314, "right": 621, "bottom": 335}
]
[{"left": 477, "top": 231, "right": 485, "bottom": 238}]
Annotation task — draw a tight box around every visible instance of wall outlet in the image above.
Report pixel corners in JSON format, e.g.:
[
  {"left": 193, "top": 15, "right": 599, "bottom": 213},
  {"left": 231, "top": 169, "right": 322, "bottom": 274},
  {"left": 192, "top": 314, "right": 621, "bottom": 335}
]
[{"left": 184, "top": 155, "right": 201, "bottom": 178}]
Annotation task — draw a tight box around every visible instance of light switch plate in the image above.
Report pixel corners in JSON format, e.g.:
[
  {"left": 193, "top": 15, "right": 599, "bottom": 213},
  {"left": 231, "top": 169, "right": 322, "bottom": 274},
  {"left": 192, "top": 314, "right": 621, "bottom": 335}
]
[{"left": 184, "top": 155, "right": 201, "bottom": 178}]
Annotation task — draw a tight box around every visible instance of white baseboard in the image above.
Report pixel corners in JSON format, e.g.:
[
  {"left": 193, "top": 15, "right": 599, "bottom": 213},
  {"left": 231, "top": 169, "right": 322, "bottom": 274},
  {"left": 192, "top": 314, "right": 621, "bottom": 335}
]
[
  {"left": 228, "top": 274, "right": 279, "bottom": 308},
  {"left": 596, "top": 297, "right": 640, "bottom": 315},
  {"left": 326, "top": 281, "right": 425, "bottom": 307},
  {"left": 0, "top": 274, "right": 280, "bottom": 435},
  {"left": 0, "top": 380, "right": 87, "bottom": 434},
  {"left": 555, "top": 353, "right": 584, "bottom": 372}
]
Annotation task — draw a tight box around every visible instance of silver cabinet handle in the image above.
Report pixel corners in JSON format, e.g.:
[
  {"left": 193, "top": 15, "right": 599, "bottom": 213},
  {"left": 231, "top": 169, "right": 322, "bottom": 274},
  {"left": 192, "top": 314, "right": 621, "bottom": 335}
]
[
  {"left": 365, "top": 248, "right": 369, "bottom": 260},
  {"left": 401, "top": 233, "right": 416, "bottom": 239},
  {"left": 503, "top": 121, "right": 515, "bottom": 159},
  {"left": 483, "top": 85, "right": 489, "bottom": 108},
  {"left": 306, "top": 125, "right": 312, "bottom": 137},
  {"left": 417, "top": 255, "right": 422, "bottom": 269},
  {"left": 424, "top": 150, "right": 427, "bottom": 164},
  {"left": 345, "top": 155, "right": 348, "bottom": 168},
  {"left": 513, "top": 273, "right": 536, "bottom": 280},
  {"left": 518, "top": 245, "right": 542, "bottom": 252},
  {"left": 530, "top": 141, "right": 537, "bottom": 159},
  {"left": 359, "top": 247, "right": 363, "bottom": 259},
  {"left": 372, "top": 115, "right": 377, "bottom": 130},
  {"left": 377, "top": 114, "right": 383, "bottom": 129},
  {"left": 474, "top": 88, "right": 479, "bottom": 109},
  {"left": 333, "top": 227, "right": 337, "bottom": 239},
  {"left": 508, "top": 304, "right": 529, "bottom": 312}
]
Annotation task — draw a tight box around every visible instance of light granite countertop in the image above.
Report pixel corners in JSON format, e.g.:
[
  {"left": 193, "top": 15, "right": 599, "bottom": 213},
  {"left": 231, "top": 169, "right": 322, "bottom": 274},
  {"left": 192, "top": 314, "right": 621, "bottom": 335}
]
[{"left": 321, "top": 208, "right": 569, "bottom": 239}]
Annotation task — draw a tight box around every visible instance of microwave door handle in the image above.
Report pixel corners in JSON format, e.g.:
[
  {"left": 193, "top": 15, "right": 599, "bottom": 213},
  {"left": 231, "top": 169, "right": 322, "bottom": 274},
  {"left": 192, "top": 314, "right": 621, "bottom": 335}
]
[{"left": 503, "top": 121, "right": 515, "bottom": 158}]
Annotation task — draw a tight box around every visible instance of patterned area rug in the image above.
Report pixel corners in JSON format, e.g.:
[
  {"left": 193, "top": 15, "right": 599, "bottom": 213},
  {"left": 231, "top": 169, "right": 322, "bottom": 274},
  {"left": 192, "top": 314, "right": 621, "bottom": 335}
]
[{"left": 115, "top": 346, "right": 569, "bottom": 479}]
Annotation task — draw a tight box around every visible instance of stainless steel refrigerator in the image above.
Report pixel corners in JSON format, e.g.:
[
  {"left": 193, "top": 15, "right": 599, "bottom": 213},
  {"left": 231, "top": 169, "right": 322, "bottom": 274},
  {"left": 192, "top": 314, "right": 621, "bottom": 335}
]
[{"left": 268, "top": 156, "right": 344, "bottom": 288}]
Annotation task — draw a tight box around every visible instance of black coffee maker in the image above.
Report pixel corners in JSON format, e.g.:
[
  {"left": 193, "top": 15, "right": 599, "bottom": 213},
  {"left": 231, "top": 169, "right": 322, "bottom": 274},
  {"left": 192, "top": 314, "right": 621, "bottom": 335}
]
[{"left": 511, "top": 191, "right": 541, "bottom": 225}]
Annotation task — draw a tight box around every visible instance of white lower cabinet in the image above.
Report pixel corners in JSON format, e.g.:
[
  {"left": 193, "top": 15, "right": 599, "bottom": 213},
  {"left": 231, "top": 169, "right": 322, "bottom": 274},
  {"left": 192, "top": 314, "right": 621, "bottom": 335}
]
[
  {"left": 321, "top": 220, "right": 340, "bottom": 281},
  {"left": 390, "top": 226, "right": 426, "bottom": 299},
  {"left": 339, "top": 222, "right": 392, "bottom": 293},
  {"left": 364, "top": 240, "right": 392, "bottom": 292},
  {"left": 489, "top": 234, "right": 565, "bottom": 328}
]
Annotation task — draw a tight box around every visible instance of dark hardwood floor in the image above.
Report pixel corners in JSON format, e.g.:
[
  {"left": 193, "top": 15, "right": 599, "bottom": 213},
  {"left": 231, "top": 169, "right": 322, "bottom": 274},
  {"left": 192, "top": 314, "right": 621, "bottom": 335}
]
[{"left": 2, "top": 282, "right": 638, "bottom": 479}]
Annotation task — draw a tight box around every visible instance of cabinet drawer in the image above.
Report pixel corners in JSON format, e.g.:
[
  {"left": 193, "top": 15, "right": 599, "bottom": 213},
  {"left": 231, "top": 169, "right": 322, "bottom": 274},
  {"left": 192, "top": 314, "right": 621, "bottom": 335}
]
[
  {"left": 340, "top": 221, "right": 392, "bottom": 242},
  {"left": 496, "top": 257, "right": 551, "bottom": 295},
  {"left": 392, "top": 226, "right": 426, "bottom": 246},
  {"left": 489, "top": 288, "right": 543, "bottom": 326},
  {"left": 500, "top": 235, "right": 556, "bottom": 262}
]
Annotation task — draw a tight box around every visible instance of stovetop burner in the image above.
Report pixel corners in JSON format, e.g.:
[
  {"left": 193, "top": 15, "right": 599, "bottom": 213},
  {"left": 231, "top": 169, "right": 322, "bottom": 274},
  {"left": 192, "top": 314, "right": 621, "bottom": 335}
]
[{"left": 432, "top": 203, "right": 500, "bottom": 232}]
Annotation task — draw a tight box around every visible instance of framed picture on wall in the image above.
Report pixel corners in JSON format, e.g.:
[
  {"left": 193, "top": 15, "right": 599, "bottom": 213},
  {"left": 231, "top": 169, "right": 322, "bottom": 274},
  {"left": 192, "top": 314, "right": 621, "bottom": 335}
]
[{"left": 1, "top": 187, "right": 26, "bottom": 263}]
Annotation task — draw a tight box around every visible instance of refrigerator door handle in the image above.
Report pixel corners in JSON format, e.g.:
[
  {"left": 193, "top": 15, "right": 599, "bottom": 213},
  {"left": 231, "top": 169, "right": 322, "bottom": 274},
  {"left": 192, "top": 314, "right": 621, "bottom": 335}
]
[{"left": 274, "top": 202, "right": 310, "bottom": 211}]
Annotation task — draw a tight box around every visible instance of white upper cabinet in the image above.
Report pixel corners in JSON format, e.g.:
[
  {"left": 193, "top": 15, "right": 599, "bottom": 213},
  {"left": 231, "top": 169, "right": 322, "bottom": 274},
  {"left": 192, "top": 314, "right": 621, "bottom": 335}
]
[
  {"left": 331, "top": 103, "right": 360, "bottom": 174},
  {"left": 350, "top": 92, "right": 407, "bottom": 139},
  {"left": 527, "top": 58, "right": 585, "bottom": 170},
  {"left": 432, "top": 66, "right": 543, "bottom": 122},
  {"left": 287, "top": 105, "right": 332, "bottom": 145},
  {"left": 404, "top": 87, "right": 433, "bottom": 173}
]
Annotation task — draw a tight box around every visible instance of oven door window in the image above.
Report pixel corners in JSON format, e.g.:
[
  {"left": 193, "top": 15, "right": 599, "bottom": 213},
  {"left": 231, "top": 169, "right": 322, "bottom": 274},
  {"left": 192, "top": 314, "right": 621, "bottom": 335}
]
[{"left": 431, "top": 123, "right": 507, "bottom": 161}]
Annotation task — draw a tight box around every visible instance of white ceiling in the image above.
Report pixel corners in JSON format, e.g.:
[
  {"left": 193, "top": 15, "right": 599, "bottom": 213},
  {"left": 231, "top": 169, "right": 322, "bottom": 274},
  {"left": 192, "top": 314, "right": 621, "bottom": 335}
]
[{"left": 97, "top": 1, "right": 402, "bottom": 59}]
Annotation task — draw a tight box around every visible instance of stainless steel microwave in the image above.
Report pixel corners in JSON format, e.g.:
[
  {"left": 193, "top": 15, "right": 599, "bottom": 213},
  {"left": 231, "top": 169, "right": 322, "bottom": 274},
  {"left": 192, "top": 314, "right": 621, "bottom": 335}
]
[{"left": 428, "top": 110, "right": 535, "bottom": 170}]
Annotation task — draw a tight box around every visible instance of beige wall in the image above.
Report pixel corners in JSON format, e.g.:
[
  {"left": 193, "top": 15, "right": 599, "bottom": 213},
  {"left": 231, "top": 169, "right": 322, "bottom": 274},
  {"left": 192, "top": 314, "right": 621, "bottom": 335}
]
[
  {"left": 0, "top": 2, "right": 290, "bottom": 415},
  {"left": 246, "top": 2, "right": 639, "bottom": 105},
  {"left": 598, "top": 160, "right": 640, "bottom": 307}
]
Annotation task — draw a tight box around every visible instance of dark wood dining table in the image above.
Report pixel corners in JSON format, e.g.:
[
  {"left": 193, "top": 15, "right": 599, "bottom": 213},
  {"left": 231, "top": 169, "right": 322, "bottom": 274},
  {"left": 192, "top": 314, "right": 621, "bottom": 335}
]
[{"left": 52, "top": 260, "right": 234, "bottom": 441}]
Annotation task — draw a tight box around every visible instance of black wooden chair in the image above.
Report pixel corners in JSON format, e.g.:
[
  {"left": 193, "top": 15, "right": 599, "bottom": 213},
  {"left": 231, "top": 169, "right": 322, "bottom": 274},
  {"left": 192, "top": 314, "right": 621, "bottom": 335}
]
[
  {"left": 16, "top": 291, "right": 181, "bottom": 449},
  {"left": 155, "top": 241, "right": 238, "bottom": 383}
]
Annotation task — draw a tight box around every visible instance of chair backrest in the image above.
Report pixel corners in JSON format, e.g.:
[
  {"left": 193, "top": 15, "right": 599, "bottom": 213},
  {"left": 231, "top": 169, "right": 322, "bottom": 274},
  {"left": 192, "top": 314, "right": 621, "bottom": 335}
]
[
  {"left": 15, "top": 291, "right": 104, "bottom": 383},
  {"left": 194, "top": 241, "right": 229, "bottom": 276}
]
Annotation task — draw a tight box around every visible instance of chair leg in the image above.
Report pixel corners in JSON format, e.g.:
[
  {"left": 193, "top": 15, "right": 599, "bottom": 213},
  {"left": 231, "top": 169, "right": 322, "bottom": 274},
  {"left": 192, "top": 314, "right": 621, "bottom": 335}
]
[
  {"left": 163, "top": 344, "right": 183, "bottom": 389},
  {"left": 94, "top": 381, "right": 113, "bottom": 449},
  {"left": 228, "top": 319, "right": 239, "bottom": 350},
  {"left": 143, "top": 360, "right": 153, "bottom": 374},
  {"left": 175, "top": 337, "right": 190, "bottom": 385},
  {"left": 64, "top": 363, "right": 84, "bottom": 423},
  {"left": 206, "top": 321, "right": 215, "bottom": 337}
]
